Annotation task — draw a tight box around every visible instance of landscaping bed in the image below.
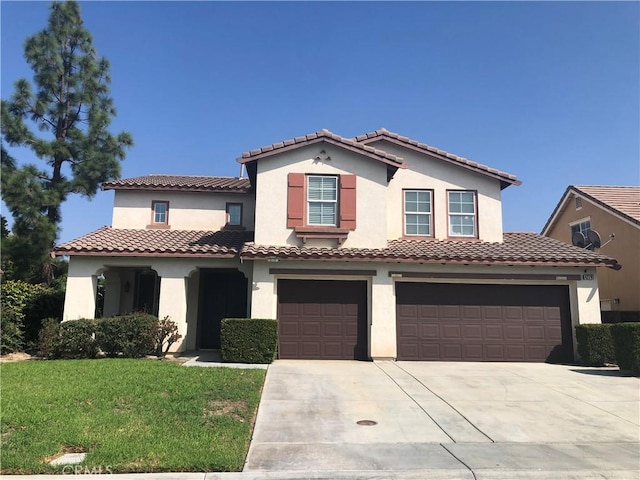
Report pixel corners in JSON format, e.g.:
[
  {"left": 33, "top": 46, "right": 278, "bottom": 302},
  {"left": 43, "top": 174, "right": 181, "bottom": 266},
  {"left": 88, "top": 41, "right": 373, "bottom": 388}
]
[{"left": 0, "top": 358, "right": 265, "bottom": 473}]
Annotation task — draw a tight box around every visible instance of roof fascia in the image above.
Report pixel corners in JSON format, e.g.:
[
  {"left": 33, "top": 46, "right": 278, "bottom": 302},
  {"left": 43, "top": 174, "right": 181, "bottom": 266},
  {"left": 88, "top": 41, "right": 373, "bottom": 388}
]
[{"left": 101, "top": 185, "right": 250, "bottom": 194}]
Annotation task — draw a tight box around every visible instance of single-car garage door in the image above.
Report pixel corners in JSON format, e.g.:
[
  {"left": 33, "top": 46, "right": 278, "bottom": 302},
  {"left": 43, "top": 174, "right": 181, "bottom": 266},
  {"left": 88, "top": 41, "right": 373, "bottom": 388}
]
[
  {"left": 396, "top": 283, "right": 572, "bottom": 363},
  {"left": 278, "top": 279, "right": 368, "bottom": 360}
]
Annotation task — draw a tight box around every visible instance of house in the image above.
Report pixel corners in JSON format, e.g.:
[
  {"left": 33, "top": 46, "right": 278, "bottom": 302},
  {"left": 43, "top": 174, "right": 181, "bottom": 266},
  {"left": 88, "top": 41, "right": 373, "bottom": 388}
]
[
  {"left": 55, "top": 129, "right": 620, "bottom": 362},
  {"left": 542, "top": 185, "right": 639, "bottom": 323}
]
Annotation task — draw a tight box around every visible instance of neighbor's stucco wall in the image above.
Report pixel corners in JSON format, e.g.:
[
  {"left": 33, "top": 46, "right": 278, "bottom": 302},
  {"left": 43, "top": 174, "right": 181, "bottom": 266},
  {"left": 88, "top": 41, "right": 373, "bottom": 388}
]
[
  {"left": 250, "top": 260, "right": 601, "bottom": 360},
  {"left": 253, "top": 144, "right": 389, "bottom": 248},
  {"left": 546, "top": 193, "right": 640, "bottom": 312},
  {"left": 112, "top": 190, "right": 255, "bottom": 231},
  {"left": 372, "top": 140, "right": 505, "bottom": 242}
]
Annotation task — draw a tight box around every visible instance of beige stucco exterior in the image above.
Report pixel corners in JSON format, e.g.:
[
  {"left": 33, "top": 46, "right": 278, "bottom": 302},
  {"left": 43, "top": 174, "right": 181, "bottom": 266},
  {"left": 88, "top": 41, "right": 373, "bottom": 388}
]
[
  {"left": 545, "top": 192, "right": 640, "bottom": 313},
  {"left": 112, "top": 190, "right": 255, "bottom": 231}
]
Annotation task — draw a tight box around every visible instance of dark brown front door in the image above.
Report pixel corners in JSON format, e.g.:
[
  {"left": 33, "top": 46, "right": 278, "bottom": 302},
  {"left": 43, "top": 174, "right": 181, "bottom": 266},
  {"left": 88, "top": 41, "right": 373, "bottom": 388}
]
[
  {"left": 198, "top": 269, "right": 248, "bottom": 349},
  {"left": 277, "top": 280, "right": 368, "bottom": 360},
  {"left": 396, "top": 283, "right": 572, "bottom": 363}
]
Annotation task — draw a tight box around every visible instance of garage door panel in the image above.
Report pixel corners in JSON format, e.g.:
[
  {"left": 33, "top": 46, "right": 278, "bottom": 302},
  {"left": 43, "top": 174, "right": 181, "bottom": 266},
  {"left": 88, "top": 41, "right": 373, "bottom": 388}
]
[
  {"left": 278, "top": 280, "right": 367, "bottom": 360},
  {"left": 396, "top": 283, "right": 572, "bottom": 363}
]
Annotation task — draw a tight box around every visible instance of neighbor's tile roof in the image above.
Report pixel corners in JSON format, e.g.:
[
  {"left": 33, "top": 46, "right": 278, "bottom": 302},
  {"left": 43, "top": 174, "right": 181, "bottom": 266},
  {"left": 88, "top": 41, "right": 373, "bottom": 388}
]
[
  {"left": 54, "top": 227, "right": 254, "bottom": 257},
  {"left": 241, "top": 232, "right": 619, "bottom": 269},
  {"left": 102, "top": 175, "right": 251, "bottom": 193},
  {"left": 572, "top": 186, "right": 640, "bottom": 225},
  {"left": 354, "top": 128, "right": 521, "bottom": 188},
  {"left": 238, "top": 129, "right": 406, "bottom": 168}
]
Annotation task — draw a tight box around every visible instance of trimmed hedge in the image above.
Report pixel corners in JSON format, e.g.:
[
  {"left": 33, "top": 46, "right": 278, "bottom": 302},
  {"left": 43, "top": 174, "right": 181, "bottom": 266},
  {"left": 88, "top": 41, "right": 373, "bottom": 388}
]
[
  {"left": 96, "top": 313, "right": 156, "bottom": 358},
  {"left": 575, "top": 324, "right": 615, "bottom": 366},
  {"left": 0, "top": 308, "right": 25, "bottom": 354},
  {"left": 44, "top": 319, "right": 99, "bottom": 359},
  {"left": 610, "top": 323, "right": 640, "bottom": 374},
  {"left": 221, "top": 318, "right": 278, "bottom": 364}
]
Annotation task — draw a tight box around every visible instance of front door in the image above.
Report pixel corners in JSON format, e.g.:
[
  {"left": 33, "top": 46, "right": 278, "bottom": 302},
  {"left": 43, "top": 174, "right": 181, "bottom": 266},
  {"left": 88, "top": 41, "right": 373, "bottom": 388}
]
[{"left": 198, "top": 269, "right": 248, "bottom": 349}]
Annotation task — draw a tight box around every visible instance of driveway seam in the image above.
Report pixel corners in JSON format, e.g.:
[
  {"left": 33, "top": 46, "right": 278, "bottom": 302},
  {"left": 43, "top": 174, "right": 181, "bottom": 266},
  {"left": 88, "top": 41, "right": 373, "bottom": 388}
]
[
  {"left": 374, "top": 362, "right": 457, "bottom": 443},
  {"left": 440, "top": 443, "right": 478, "bottom": 480},
  {"left": 393, "top": 362, "right": 495, "bottom": 443}
]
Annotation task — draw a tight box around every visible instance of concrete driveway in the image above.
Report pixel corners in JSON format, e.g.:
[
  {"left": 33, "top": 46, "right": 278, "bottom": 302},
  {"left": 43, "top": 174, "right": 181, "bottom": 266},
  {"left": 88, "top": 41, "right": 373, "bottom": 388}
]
[{"left": 244, "top": 360, "right": 640, "bottom": 479}]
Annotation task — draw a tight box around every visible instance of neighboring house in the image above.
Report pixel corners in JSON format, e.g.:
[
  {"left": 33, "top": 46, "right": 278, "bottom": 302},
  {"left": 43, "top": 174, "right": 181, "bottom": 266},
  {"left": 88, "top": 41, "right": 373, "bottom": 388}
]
[
  {"left": 542, "top": 185, "right": 640, "bottom": 322},
  {"left": 55, "top": 129, "right": 620, "bottom": 363}
]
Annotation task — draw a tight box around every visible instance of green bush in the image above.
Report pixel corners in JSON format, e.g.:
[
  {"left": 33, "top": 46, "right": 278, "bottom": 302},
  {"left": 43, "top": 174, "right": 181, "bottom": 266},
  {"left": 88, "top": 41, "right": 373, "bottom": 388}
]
[
  {"left": 575, "top": 324, "right": 615, "bottom": 366},
  {"left": 0, "top": 308, "right": 25, "bottom": 354},
  {"left": 152, "top": 316, "right": 182, "bottom": 357},
  {"left": 53, "top": 319, "right": 99, "bottom": 359},
  {"left": 221, "top": 318, "right": 278, "bottom": 364},
  {"left": 95, "top": 313, "right": 156, "bottom": 358},
  {"left": 0, "top": 280, "right": 48, "bottom": 315},
  {"left": 23, "top": 287, "right": 65, "bottom": 344},
  {"left": 37, "top": 318, "right": 62, "bottom": 358},
  {"left": 610, "top": 323, "right": 640, "bottom": 374}
]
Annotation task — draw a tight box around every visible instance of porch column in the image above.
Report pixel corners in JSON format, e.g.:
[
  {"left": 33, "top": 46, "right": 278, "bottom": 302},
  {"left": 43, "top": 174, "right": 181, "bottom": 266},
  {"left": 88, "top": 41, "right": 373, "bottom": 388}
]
[
  {"left": 63, "top": 258, "right": 99, "bottom": 321},
  {"left": 575, "top": 269, "right": 602, "bottom": 325},
  {"left": 154, "top": 264, "right": 191, "bottom": 352},
  {"left": 249, "top": 262, "right": 277, "bottom": 319},
  {"left": 370, "top": 269, "right": 396, "bottom": 360}
]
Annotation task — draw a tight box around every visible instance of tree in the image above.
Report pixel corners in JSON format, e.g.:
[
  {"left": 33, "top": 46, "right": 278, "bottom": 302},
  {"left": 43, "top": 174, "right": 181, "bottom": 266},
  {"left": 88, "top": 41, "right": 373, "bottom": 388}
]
[{"left": 1, "top": 1, "right": 133, "bottom": 282}]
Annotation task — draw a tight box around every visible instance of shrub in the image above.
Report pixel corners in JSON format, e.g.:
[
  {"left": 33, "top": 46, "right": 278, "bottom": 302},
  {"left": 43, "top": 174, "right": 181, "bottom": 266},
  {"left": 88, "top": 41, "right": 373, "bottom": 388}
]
[
  {"left": 0, "top": 280, "right": 47, "bottom": 315},
  {"left": 575, "top": 324, "right": 615, "bottom": 366},
  {"left": 53, "top": 319, "right": 99, "bottom": 359},
  {"left": 22, "top": 287, "right": 65, "bottom": 345},
  {"left": 37, "top": 318, "right": 62, "bottom": 358},
  {"left": 610, "top": 323, "right": 640, "bottom": 374},
  {"left": 95, "top": 313, "right": 156, "bottom": 358},
  {"left": 221, "top": 318, "right": 278, "bottom": 364},
  {"left": 0, "top": 308, "right": 25, "bottom": 354},
  {"left": 152, "top": 316, "right": 182, "bottom": 357}
]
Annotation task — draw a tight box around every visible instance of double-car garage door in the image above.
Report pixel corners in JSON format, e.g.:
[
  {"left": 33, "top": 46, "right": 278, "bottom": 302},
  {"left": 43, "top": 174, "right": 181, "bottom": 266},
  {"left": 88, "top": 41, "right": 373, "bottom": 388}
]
[
  {"left": 277, "top": 279, "right": 572, "bottom": 363},
  {"left": 396, "top": 283, "right": 572, "bottom": 363}
]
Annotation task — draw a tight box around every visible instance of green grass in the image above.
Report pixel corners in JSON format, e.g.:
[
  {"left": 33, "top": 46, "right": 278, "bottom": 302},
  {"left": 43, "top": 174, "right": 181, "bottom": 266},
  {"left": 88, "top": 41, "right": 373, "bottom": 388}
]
[{"left": 0, "top": 359, "right": 265, "bottom": 474}]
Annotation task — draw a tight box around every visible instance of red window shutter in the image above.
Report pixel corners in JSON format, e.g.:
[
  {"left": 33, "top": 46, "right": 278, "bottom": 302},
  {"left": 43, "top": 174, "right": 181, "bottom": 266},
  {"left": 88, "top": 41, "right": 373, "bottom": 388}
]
[
  {"left": 287, "top": 173, "right": 305, "bottom": 228},
  {"left": 339, "top": 174, "right": 357, "bottom": 230}
]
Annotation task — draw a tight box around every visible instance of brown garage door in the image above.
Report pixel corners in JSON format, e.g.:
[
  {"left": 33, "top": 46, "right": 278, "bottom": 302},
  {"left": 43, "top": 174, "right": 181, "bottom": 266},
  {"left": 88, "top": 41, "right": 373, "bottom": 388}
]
[
  {"left": 277, "top": 280, "right": 368, "bottom": 360},
  {"left": 396, "top": 283, "right": 572, "bottom": 363}
]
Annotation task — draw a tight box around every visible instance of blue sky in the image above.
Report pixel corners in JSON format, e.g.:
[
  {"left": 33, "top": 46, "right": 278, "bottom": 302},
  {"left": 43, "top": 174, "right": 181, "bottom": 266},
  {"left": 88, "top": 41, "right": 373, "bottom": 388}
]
[{"left": 2, "top": 1, "right": 638, "bottom": 244}]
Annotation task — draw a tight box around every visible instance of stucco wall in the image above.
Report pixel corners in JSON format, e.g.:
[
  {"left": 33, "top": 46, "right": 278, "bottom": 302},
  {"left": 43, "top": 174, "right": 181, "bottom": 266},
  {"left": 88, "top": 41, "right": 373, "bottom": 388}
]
[
  {"left": 545, "top": 193, "right": 640, "bottom": 312},
  {"left": 371, "top": 140, "right": 505, "bottom": 242},
  {"left": 253, "top": 144, "right": 389, "bottom": 248},
  {"left": 112, "top": 190, "right": 255, "bottom": 231}
]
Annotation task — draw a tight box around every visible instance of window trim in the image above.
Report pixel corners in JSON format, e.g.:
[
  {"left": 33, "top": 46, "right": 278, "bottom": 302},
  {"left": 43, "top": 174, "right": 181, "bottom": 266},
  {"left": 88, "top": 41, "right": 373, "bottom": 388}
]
[
  {"left": 446, "top": 190, "right": 478, "bottom": 239},
  {"left": 150, "top": 201, "right": 169, "bottom": 228},
  {"left": 569, "top": 217, "right": 591, "bottom": 236},
  {"left": 226, "top": 202, "right": 243, "bottom": 227},
  {"left": 306, "top": 174, "right": 338, "bottom": 227},
  {"left": 402, "top": 189, "right": 434, "bottom": 238}
]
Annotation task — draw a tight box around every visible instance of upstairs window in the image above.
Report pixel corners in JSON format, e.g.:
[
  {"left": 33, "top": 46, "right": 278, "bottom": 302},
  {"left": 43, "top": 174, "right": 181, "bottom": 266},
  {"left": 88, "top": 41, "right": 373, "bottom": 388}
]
[
  {"left": 226, "top": 203, "right": 243, "bottom": 226},
  {"left": 307, "top": 175, "right": 337, "bottom": 226},
  {"left": 152, "top": 201, "right": 169, "bottom": 225},
  {"left": 570, "top": 219, "right": 591, "bottom": 236},
  {"left": 448, "top": 191, "right": 476, "bottom": 237},
  {"left": 404, "top": 190, "right": 432, "bottom": 236}
]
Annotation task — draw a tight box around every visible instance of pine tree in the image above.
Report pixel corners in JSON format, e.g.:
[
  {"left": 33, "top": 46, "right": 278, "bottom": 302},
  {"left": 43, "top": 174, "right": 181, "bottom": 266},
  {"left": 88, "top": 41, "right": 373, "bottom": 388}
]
[{"left": 1, "top": 1, "right": 132, "bottom": 282}]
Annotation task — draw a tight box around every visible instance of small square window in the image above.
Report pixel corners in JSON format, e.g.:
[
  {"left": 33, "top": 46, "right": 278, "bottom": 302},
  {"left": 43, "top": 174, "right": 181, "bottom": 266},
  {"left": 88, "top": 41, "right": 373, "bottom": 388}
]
[
  {"left": 152, "top": 201, "right": 169, "bottom": 225},
  {"left": 404, "top": 190, "right": 432, "bottom": 236},
  {"left": 226, "top": 203, "right": 242, "bottom": 226},
  {"left": 570, "top": 219, "right": 591, "bottom": 236}
]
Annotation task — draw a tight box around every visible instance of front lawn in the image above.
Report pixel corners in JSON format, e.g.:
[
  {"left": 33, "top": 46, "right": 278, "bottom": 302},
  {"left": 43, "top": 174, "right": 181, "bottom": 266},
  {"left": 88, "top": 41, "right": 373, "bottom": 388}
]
[{"left": 0, "top": 359, "right": 265, "bottom": 474}]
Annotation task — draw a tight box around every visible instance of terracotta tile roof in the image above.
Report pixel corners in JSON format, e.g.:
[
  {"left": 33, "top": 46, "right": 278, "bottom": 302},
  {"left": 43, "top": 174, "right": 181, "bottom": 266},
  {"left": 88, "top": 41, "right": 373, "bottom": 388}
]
[
  {"left": 354, "top": 128, "right": 521, "bottom": 189},
  {"left": 237, "top": 129, "right": 406, "bottom": 168},
  {"left": 102, "top": 175, "right": 251, "bottom": 193},
  {"left": 241, "top": 232, "right": 619, "bottom": 269},
  {"left": 54, "top": 227, "right": 254, "bottom": 258},
  {"left": 573, "top": 186, "right": 640, "bottom": 225}
]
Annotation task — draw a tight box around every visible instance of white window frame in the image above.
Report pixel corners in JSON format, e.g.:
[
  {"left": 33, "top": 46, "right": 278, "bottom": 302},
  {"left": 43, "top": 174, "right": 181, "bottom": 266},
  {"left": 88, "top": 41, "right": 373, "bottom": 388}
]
[
  {"left": 404, "top": 190, "right": 432, "bottom": 236},
  {"left": 570, "top": 218, "right": 591, "bottom": 236},
  {"left": 448, "top": 191, "right": 476, "bottom": 238},
  {"left": 307, "top": 175, "right": 338, "bottom": 226},
  {"left": 152, "top": 201, "right": 169, "bottom": 225}
]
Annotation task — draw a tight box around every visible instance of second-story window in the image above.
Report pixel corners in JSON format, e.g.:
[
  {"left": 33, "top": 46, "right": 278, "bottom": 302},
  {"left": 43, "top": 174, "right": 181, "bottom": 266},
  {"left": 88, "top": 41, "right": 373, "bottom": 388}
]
[
  {"left": 448, "top": 191, "right": 476, "bottom": 237},
  {"left": 404, "top": 190, "right": 432, "bottom": 236},
  {"left": 570, "top": 219, "right": 591, "bottom": 236},
  {"left": 226, "top": 203, "right": 243, "bottom": 226},
  {"left": 152, "top": 201, "right": 169, "bottom": 225},
  {"left": 307, "top": 175, "right": 337, "bottom": 226}
]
